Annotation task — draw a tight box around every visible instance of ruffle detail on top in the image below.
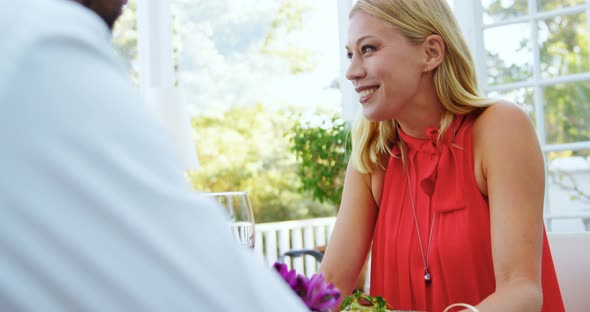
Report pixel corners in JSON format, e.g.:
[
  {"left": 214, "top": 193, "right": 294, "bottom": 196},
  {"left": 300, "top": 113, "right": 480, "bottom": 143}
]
[{"left": 396, "top": 116, "right": 466, "bottom": 213}]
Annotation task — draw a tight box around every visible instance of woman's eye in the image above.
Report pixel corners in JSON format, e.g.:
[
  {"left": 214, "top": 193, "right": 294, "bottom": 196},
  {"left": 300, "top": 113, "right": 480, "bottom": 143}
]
[
  {"left": 346, "top": 45, "right": 376, "bottom": 60},
  {"left": 361, "top": 45, "right": 376, "bottom": 54}
]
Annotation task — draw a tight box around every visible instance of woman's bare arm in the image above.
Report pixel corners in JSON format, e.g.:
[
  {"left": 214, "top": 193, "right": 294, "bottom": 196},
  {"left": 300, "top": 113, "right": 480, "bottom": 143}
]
[
  {"left": 319, "top": 160, "right": 379, "bottom": 297},
  {"left": 471, "top": 102, "right": 545, "bottom": 311}
]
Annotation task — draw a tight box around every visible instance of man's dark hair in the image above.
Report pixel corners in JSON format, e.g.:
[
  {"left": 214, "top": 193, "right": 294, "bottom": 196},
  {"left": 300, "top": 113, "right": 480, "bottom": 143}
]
[{"left": 73, "top": 0, "right": 127, "bottom": 30}]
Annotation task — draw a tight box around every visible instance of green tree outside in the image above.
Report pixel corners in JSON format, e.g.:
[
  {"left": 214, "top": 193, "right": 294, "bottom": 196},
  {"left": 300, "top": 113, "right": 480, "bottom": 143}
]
[
  {"left": 289, "top": 115, "right": 352, "bottom": 206},
  {"left": 187, "top": 104, "right": 338, "bottom": 222}
]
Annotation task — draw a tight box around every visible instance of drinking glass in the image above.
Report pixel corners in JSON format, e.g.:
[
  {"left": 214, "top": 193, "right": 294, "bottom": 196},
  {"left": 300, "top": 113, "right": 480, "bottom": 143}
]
[{"left": 206, "top": 191, "right": 256, "bottom": 248}]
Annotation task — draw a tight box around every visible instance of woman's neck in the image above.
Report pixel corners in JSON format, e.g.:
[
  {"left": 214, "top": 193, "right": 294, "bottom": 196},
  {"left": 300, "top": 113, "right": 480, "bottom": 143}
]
[{"left": 397, "top": 102, "right": 443, "bottom": 139}]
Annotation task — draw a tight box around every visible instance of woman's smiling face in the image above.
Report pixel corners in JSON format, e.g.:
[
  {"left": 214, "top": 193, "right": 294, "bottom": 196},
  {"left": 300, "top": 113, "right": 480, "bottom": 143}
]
[{"left": 346, "top": 12, "right": 427, "bottom": 122}]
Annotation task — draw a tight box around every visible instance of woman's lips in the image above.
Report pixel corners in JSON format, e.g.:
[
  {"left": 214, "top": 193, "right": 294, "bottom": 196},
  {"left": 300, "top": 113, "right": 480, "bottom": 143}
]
[{"left": 358, "top": 87, "right": 378, "bottom": 104}]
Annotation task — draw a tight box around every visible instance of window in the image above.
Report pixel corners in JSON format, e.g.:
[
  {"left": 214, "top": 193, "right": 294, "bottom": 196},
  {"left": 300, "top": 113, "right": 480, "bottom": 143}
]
[
  {"left": 170, "top": 0, "right": 344, "bottom": 222},
  {"left": 463, "top": 0, "right": 590, "bottom": 230},
  {"left": 171, "top": 0, "right": 342, "bottom": 115}
]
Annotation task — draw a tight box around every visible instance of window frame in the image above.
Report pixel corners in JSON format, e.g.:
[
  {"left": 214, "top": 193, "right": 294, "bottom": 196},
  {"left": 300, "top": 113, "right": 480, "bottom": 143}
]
[{"left": 135, "top": 0, "right": 198, "bottom": 170}]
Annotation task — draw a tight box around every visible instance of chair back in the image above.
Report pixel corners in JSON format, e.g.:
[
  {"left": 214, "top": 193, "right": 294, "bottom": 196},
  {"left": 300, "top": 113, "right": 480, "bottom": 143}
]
[
  {"left": 278, "top": 248, "right": 324, "bottom": 264},
  {"left": 547, "top": 231, "right": 590, "bottom": 312}
]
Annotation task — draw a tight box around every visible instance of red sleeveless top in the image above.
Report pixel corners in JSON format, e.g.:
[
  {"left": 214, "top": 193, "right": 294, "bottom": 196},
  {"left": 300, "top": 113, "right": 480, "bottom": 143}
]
[{"left": 370, "top": 114, "right": 564, "bottom": 311}]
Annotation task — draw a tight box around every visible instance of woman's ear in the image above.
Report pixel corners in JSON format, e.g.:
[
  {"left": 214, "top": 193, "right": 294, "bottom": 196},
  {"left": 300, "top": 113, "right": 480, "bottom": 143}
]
[{"left": 423, "top": 34, "right": 445, "bottom": 72}]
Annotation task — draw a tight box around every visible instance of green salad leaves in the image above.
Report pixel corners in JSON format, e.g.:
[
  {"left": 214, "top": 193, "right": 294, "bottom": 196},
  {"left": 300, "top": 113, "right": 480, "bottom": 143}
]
[{"left": 340, "top": 290, "right": 391, "bottom": 312}]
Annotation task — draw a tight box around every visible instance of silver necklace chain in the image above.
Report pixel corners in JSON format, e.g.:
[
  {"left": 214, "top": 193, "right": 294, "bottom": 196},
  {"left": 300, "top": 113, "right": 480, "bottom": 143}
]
[
  {"left": 402, "top": 116, "right": 463, "bottom": 283},
  {"left": 406, "top": 170, "right": 437, "bottom": 284}
]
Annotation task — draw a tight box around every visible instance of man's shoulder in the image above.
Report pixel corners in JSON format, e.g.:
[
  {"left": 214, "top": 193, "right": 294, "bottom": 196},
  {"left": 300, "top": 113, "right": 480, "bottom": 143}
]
[
  {"left": 0, "top": 0, "right": 123, "bottom": 97},
  {"left": 6, "top": 0, "right": 108, "bottom": 38},
  {"left": 1, "top": 0, "right": 113, "bottom": 68}
]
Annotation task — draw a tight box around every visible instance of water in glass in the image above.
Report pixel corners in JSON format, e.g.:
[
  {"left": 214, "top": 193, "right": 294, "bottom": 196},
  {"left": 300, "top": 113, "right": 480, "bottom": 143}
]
[{"left": 206, "top": 191, "right": 256, "bottom": 248}]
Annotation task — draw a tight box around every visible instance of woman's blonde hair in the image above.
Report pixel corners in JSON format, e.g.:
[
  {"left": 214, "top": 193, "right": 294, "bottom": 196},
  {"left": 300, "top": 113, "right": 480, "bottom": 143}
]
[{"left": 350, "top": 0, "right": 495, "bottom": 173}]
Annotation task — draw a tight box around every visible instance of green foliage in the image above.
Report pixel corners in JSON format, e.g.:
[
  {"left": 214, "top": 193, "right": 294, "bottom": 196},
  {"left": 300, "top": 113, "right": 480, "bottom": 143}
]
[
  {"left": 485, "top": 0, "right": 528, "bottom": 20},
  {"left": 187, "top": 104, "right": 336, "bottom": 222},
  {"left": 538, "top": 9, "right": 590, "bottom": 149},
  {"left": 289, "top": 115, "right": 352, "bottom": 206},
  {"left": 538, "top": 0, "right": 585, "bottom": 11},
  {"left": 341, "top": 290, "right": 390, "bottom": 312},
  {"left": 262, "top": 0, "right": 315, "bottom": 74},
  {"left": 544, "top": 82, "right": 590, "bottom": 150},
  {"left": 112, "top": 0, "right": 139, "bottom": 85}
]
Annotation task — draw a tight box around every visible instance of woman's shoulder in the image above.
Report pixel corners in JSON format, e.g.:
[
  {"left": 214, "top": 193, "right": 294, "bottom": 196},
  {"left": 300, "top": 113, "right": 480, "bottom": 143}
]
[
  {"left": 473, "top": 100, "right": 534, "bottom": 138},
  {"left": 471, "top": 100, "right": 539, "bottom": 166},
  {"left": 469, "top": 101, "right": 541, "bottom": 196}
]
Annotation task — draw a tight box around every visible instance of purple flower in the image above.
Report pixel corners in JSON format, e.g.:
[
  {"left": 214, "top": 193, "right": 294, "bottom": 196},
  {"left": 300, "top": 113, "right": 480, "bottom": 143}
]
[
  {"left": 301, "top": 272, "right": 341, "bottom": 311},
  {"left": 273, "top": 262, "right": 341, "bottom": 312},
  {"left": 274, "top": 262, "right": 299, "bottom": 289}
]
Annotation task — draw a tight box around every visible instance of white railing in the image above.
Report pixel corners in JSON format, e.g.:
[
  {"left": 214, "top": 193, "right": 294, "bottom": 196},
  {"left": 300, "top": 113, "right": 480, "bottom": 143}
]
[{"left": 254, "top": 217, "right": 336, "bottom": 277}]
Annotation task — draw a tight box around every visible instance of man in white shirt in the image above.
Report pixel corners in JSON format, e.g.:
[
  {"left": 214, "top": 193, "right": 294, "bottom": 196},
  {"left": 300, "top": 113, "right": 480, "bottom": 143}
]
[{"left": 0, "top": 0, "right": 308, "bottom": 311}]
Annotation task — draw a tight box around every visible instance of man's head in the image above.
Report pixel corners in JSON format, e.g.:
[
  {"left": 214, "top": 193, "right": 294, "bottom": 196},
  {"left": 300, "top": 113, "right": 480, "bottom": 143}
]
[{"left": 73, "top": 0, "right": 128, "bottom": 30}]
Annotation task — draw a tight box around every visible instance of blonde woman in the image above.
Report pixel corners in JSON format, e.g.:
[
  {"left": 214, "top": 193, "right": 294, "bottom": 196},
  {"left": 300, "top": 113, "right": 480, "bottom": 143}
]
[{"left": 319, "top": 0, "right": 564, "bottom": 311}]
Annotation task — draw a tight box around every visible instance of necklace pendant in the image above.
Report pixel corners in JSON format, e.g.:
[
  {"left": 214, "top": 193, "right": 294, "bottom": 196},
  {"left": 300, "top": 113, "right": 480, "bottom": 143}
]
[{"left": 424, "top": 269, "right": 432, "bottom": 283}]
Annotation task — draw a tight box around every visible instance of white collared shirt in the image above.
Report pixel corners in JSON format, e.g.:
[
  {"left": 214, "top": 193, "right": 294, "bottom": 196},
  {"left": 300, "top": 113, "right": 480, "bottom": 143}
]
[{"left": 0, "top": 0, "right": 307, "bottom": 311}]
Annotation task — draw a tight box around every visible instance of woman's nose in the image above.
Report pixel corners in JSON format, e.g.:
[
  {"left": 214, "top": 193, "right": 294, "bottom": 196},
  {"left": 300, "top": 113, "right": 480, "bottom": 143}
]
[{"left": 345, "top": 57, "right": 366, "bottom": 81}]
